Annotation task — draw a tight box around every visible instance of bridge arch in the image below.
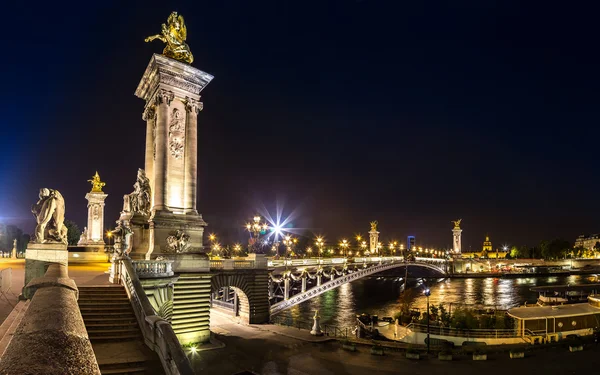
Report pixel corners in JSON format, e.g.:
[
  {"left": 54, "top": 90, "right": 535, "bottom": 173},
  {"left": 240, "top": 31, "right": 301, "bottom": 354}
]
[
  {"left": 270, "top": 261, "right": 446, "bottom": 315},
  {"left": 211, "top": 271, "right": 270, "bottom": 324}
]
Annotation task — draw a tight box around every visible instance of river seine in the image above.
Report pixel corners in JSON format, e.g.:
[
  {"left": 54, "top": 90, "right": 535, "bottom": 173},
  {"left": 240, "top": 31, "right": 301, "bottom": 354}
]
[{"left": 276, "top": 274, "right": 599, "bottom": 328}]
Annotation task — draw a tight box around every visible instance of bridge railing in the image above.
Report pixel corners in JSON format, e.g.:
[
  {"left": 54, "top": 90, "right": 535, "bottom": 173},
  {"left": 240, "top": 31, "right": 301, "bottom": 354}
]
[
  {"left": 406, "top": 323, "right": 519, "bottom": 338},
  {"left": 120, "top": 258, "right": 194, "bottom": 375},
  {"left": 267, "top": 256, "right": 407, "bottom": 267},
  {"left": 132, "top": 259, "right": 174, "bottom": 278},
  {"left": 209, "top": 259, "right": 256, "bottom": 269}
]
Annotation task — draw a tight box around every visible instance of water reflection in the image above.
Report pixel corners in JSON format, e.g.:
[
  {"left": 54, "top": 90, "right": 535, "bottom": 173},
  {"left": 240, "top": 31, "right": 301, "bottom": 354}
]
[{"left": 278, "top": 275, "right": 594, "bottom": 327}]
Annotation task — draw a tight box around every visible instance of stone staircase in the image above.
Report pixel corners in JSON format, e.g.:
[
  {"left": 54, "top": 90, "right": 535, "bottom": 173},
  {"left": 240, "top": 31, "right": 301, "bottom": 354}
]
[
  {"left": 78, "top": 285, "right": 163, "bottom": 375},
  {"left": 172, "top": 274, "right": 211, "bottom": 343}
]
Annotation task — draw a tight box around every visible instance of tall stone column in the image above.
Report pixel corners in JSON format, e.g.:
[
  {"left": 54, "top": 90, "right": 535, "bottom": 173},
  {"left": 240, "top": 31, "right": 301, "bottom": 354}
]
[
  {"left": 132, "top": 54, "right": 213, "bottom": 257},
  {"left": 152, "top": 89, "right": 173, "bottom": 211},
  {"left": 184, "top": 98, "right": 202, "bottom": 213},
  {"left": 143, "top": 107, "right": 156, "bottom": 196},
  {"left": 369, "top": 230, "right": 380, "bottom": 255},
  {"left": 452, "top": 227, "right": 462, "bottom": 255},
  {"left": 78, "top": 172, "right": 107, "bottom": 248}
]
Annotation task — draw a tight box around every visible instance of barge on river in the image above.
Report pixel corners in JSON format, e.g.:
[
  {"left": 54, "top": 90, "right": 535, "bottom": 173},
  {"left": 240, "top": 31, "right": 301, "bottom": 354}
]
[{"left": 530, "top": 283, "right": 600, "bottom": 306}]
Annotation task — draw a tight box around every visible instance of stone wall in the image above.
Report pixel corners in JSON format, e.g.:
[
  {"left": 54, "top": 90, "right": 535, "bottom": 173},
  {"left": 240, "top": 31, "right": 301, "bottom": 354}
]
[{"left": 0, "top": 264, "right": 100, "bottom": 375}]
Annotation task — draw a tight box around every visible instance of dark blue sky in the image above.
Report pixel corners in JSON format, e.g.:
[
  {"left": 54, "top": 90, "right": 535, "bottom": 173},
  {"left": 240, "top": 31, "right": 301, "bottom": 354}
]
[{"left": 1, "top": 1, "right": 599, "bottom": 250}]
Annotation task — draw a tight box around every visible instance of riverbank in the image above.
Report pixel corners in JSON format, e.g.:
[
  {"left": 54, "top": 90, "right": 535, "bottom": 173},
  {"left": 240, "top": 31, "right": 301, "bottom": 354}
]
[{"left": 448, "top": 269, "right": 600, "bottom": 279}]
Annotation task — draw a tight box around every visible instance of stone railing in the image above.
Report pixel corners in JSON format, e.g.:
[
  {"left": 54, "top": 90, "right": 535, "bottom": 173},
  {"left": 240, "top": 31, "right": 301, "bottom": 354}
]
[
  {"left": 209, "top": 259, "right": 256, "bottom": 270},
  {"left": 120, "top": 258, "right": 193, "bottom": 375},
  {"left": 133, "top": 259, "right": 174, "bottom": 278},
  {"left": 0, "top": 264, "right": 101, "bottom": 374}
]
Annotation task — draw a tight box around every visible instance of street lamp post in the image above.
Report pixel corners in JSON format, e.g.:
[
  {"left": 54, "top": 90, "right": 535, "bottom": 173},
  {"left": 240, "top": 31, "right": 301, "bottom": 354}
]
[
  {"left": 424, "top": 288, "right": 431, "bottom": 354},
  {"left": 245, "top": 215, "right": 269, "bottom": 253},
  {"left": 340, "top": 239, "right": 349, "bottom": 260},
  {"left": 315, "top": 237, "right": 324, "bottom": 264}
]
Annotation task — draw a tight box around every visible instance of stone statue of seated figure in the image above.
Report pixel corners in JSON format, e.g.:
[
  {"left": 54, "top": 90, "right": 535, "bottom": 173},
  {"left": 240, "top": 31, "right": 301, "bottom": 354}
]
[{"left": 122, "top": 169, "right": 151, "bottom": 216}]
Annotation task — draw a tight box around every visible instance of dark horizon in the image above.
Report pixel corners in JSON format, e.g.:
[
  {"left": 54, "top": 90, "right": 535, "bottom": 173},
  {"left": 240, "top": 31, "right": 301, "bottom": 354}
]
[{"left": 1, "top": 1, "right": 599, "bottom": 250}]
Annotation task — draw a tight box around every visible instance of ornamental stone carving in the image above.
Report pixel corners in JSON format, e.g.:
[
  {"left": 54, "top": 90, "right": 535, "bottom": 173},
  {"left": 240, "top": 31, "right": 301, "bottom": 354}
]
[
  {"left": 168, "top": 108, "right": 185, "bottom": 159},
  {"left": 31, "top": 188, "right": 68, "bottom": 244},
  {"left": 123, "top": 169, "right": 151, "bottom": 216},
  {"left": 184, "top": 96, "right": 203, "bottom": 114},
  {"left": 142, "top": 106, "right": 156, "bottom": 121},
  {"left": 165, "top": 230, "right": 190, "bottom": 253},
  {"left": 111, "top": 219, "right": 133, "bottom": 257},
  {"left": 156, "top": 89, "right": 174, "bottom": 106}
]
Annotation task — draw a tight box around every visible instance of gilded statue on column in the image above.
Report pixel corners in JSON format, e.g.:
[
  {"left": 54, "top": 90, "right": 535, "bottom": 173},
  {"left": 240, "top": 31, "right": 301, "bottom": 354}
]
[
  {"left": 145, "top": 11, "right": 194, "bottom": 64},
  {"left": 451, "top": 219, "right": 462, "bottom": 229},
  {"left": 88, "top": 171, "right": 105, "bottom": 192},
  {"left": 370, "top": 221, "right": 378, "bottom": 232}
]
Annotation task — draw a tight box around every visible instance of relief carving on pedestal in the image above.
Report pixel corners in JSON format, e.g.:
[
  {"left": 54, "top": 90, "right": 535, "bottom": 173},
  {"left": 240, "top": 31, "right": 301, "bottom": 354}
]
[
  {"left": 168, "top": 108, "right": 185, "bottom": 159},
  {"left": 165, "top": 230, "right": 191, "bottom": 253}
]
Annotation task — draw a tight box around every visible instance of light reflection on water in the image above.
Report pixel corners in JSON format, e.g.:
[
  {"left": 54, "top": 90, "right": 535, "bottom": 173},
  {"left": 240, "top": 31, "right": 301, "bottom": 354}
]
[{"left": 278, "top": 275, "right": 594, "bottom": 327}]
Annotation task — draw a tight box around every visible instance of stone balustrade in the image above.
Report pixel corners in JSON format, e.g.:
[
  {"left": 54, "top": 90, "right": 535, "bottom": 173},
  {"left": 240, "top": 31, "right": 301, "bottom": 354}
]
[
  {"left": 132, "top": 259, "right": 174, "bottom": 278},
  {"left": 209, "top": 259, "right": 258, "bottom": 270}
]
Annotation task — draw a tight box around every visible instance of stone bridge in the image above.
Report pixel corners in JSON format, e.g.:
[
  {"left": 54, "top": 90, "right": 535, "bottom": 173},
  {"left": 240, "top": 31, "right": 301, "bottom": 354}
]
[{"left": 129, "top": 255, "right": 447, "bottom": 345}]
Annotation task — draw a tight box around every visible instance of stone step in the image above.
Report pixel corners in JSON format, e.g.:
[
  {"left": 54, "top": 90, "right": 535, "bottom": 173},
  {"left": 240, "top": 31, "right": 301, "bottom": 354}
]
[
  {"left": 81, "top": 317, "right": 138, "bottom": 323},
  {"left": 99, "top": 366, "right": 146, "bottom": 375},
  {"left": 169, "top": 316, "right": 207, "bottom": 325},
  {"left": 79, "top": 301, "right": 132, "bottom": 307},
  {"left": 85, "top": 322, "right": 139, "bottom": 329},
  {"left": 172, "top": 306, "right": 210, "bottom": 316},
  {"left": 88, "top": 329, "right": 141, "bottom": 340},
  {"left": 173, "top": 288, "right": 210, "bottom": 295},
  {"left": 170, "top": 311, "right": 207, "bottom": 320},
  {"left": 173, "top": 293, "right": 210, "bottom": 301},
  {"left": 173, "top": 325, "right": 207, "bottom": 335},
  {"left": 172, "top": 297, "right": 208, "bottom": 305},
  {"left": 90, "top": 334, "right": 142, "bottom": 342},
  {"left": 173, "top": 284, "right": 210, "bottom": 290},
  {"left": 79, "top": 297, "right": 130, "bottom": 302},
  {"left": 172, "top": 321, "right": 207, "bottom": 331},
  {"left": 81, "top": 312, "right": 136, "bottom": 319}
]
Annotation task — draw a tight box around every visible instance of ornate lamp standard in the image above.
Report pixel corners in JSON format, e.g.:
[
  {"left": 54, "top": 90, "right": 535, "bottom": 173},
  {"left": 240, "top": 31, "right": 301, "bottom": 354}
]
[
  {"left": 106, "top": 230, "right": 113, "bottom": 253},
  {"left": 245, "top": 215, "right": 269, "bottom": 253},
  {"left": 361, "top": 241, "right": 368, "bottom": 257},
  {"left": 389, "top": 242, "right": 395, "bottom": 258},
  {"left": 233, "top": 243, "right": 242, "bottom": 257},
  {"left": 315, "top": 236, "right": 324, "bottom": 263},
  {"left": 340, "top": 239, "right": 349, "bottom": 260},
  {"left": 282, "top": 235, "right": 296, "bottom": 259},
  {"left": 424, "top": 288, "right": 431, "bottom": 354},
  {"left": 400, "top": 243, "right": 405, "bottom": 260}
]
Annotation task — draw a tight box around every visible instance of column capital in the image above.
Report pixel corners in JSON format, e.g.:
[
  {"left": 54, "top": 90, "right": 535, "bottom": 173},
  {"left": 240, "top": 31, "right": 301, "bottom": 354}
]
[
  {"left": 155, "top": 89, "right": 175, "bottom": 106},
  {"left": 184, "top": 96, "right": 203, "bottom": 114},
  {"left": 142, "top": 106, "right": 156, "bottom": 121}
]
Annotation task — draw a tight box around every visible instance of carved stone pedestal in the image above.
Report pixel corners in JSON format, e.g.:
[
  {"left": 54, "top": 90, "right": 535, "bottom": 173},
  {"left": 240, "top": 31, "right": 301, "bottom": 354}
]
[{"left": 23, "top": 242, "right": 68, "bottom": 298}]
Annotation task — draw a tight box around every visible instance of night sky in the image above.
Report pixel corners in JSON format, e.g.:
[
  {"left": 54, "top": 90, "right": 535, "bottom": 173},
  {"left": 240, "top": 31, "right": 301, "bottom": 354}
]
[{"left": 1, "top": 1, "right": 599, "bottom": 250}]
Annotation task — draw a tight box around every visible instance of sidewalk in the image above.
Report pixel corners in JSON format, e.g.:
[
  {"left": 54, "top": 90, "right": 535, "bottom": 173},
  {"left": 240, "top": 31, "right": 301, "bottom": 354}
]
[{"left": 250, "top": 323, "right": 336, "bottom": 343}]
